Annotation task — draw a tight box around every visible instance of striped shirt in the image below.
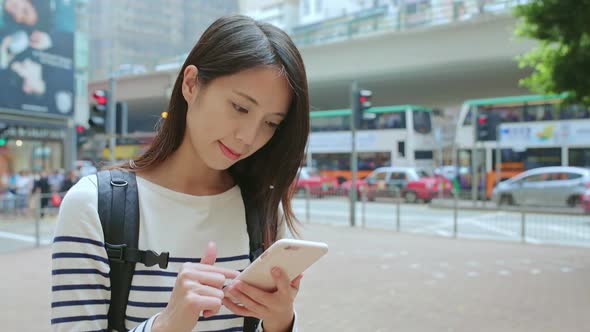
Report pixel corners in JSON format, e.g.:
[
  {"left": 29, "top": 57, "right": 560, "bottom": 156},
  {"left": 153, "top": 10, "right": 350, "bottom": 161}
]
[{"left": 51, "top": 175, "right": 293, "bottom": 332}]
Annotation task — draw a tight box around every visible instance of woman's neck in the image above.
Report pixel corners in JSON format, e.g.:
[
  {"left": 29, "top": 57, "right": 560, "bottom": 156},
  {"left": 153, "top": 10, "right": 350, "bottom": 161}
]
[{"left": 137, "top": 138, "right": 234, "bottom": 196}]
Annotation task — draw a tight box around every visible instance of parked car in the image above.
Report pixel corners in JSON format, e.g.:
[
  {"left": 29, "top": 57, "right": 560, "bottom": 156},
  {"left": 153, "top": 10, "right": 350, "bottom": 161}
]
[
  {"left": 295, "top": 167, "right": 338, "bottom": 197},
  {"left": 492, "top": 166, "right": 590, "bottom": 207},
  {"left": 343, "top": 167, "right": 452, "bottom": 203},
  {"left": 582, "top": 190, "right": 590, "bottom": 214}
]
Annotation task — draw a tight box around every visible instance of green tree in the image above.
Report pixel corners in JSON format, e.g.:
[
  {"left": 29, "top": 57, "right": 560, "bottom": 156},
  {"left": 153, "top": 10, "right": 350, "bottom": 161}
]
[{"left": 514, "top": 0, "right": 590, "bottom": 105}]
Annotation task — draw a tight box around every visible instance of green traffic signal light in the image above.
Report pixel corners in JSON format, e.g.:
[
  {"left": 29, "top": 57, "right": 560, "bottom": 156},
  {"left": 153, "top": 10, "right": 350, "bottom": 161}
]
[{"left": 0, "top": 138, "right": 6, "bottom": 146}]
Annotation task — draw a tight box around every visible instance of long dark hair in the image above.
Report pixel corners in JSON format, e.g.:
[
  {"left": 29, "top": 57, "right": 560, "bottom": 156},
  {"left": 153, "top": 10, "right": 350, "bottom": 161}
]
[{"left": 122, "top": 15, "right": 309, "bottom": 247}]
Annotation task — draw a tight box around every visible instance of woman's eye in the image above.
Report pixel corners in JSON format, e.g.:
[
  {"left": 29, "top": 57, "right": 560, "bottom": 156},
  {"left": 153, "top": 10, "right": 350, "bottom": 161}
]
[
  {"left": 267, "top": 121, "right": 280, "bottom": 129},
  {"left": 232, "top": 103, "right": 249, "bottom": 114}
]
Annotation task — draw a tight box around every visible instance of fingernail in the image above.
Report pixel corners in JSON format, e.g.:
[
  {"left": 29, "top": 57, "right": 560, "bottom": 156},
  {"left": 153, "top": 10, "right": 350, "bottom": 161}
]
[{"left": 272, "top": 267, "right": 281, "bottom": 276}]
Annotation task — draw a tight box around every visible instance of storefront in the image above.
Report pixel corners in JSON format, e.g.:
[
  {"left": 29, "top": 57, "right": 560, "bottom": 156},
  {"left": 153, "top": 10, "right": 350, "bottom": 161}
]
[{"left": 0, "top": 119, "right": 70, "bottom": 175}]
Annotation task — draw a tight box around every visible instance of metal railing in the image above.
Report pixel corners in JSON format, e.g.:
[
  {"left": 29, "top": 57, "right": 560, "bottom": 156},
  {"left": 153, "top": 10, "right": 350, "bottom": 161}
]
[
  {"left": 0, "top": 192, "right": 63, "bottom": 251},
  {"left": 293, "top": 185, "right": 590, "bottom": 248},
  {"left": 290, "top": 0, "right": 530, "bottom": 47}
]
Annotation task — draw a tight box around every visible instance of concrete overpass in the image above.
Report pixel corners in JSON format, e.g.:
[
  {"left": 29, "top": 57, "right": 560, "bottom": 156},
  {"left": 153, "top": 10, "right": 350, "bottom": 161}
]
[{"left": 88, "top": 14, "right": 536, "bottom": 133}]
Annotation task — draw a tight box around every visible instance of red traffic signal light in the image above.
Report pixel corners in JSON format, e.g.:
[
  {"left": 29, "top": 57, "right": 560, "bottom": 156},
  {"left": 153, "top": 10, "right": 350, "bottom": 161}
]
[
  {"left": 93, "top": 90, "right": 108, "bottom": 105},
  {"left": 75, "top": 125, "right": 86, "bottom": 133},
  {"left": 478, "top": 115, "right": 488, "bottom": 125}
]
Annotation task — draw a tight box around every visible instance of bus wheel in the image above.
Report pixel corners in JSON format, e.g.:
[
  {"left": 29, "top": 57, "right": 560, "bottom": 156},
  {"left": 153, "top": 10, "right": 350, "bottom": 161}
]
[
  {"left": 405, "top": 191, "right": 418, "bottom": 204},
  {"left": 499, "top": 194, "right": 514, "bottom": 206}
]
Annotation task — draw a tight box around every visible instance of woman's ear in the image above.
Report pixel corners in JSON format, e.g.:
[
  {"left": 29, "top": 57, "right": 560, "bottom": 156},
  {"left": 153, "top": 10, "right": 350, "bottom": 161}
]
[{"left": 181, "top": 65, "right": 199, "bottom": 103}]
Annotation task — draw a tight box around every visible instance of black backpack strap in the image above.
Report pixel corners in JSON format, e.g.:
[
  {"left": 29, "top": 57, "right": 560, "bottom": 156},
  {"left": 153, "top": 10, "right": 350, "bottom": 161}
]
[
  {"left": 240, "top": 186, "right": 263, "bottom": 332},
  {"left": 97, "top": 169, "right": 169, "bottom": 332}
]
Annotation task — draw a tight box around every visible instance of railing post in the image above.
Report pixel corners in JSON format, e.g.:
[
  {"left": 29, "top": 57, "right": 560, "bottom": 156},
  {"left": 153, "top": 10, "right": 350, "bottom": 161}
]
[
  {"left": 396, "top": 187, "right": 401, "bottom": 232},
  {"left": 521, "top": 210, "right": 526, "bottom": 244},
  {"left": 305, "top": 187, "right": 311, "bottom": 224},
  {"left": 35, "top": 193, "right": 42, "bottom": 248},
  {"left": 361, "top": 186, "right": 367, "bottom": 228},
  {"left": 453, "top": 190, "right": 458, "bottom": 238}
]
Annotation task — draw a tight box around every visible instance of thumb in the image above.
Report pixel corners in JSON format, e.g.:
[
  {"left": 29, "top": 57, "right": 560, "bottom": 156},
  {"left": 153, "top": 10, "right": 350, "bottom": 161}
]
[{"left": 200, "top": 241, "right": 217, "bottom": 265}]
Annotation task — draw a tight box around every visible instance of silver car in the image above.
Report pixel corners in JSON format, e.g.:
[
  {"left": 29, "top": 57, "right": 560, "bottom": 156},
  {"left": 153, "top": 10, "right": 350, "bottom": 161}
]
[{"left": 492, "top": 166, "right": 590, "bottom": 207}]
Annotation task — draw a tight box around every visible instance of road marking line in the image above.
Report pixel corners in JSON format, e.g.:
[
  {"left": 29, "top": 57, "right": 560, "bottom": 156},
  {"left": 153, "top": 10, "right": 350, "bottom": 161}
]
[{"left": 0, "top": 231, "right": 38, "bottom": 243}]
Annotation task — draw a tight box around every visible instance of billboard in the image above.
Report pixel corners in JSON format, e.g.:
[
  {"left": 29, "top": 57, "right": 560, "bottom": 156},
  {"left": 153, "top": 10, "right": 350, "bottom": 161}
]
[
  {"left": 0, "top": 0, "right": 75, "bottom": 117},
  {"left": 499, "top": 120, "right": 590, "bottom": 147}
]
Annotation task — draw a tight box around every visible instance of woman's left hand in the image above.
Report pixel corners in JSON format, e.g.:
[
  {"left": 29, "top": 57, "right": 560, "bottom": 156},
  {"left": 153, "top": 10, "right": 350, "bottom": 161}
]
[{"left": 223, "top": 267, "right": 302, "bottom": 332}]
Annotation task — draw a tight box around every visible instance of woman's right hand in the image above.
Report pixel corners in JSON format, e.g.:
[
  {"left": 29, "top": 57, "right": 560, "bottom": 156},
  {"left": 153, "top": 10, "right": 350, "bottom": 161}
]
[{"left": 152, "top": 241, "right": 240, "bottom": 332}]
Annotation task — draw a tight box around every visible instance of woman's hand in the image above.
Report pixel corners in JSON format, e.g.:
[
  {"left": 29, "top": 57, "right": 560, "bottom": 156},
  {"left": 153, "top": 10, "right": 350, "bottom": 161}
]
[
  {"left": 152, "top": 242, "right": 240, "bottom": 332},
  {"left": 223, "top": 267, "right": 303, "bottom": 332}
]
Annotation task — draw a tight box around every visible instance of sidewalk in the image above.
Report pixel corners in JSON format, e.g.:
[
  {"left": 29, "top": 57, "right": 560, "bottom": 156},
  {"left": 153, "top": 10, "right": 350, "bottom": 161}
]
[{"left": 2, "top": 223, "right": 590, "bottom": 331}]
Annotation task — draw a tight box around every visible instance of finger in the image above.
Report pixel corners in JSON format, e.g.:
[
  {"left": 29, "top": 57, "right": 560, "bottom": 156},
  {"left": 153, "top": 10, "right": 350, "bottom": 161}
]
[
  {"left": 203, "top": 307, "right": 220, "bottom": 318},
  {"left": 182, "top": 262, "right": 240, "bottom": 279},
  {"left": 192, "top": 282, "right": 225, "bottom": 300},
  {"left": 271, "top": 267, "right": 291, "bottom": 295},
  {"left": 200, "top": 241, "right": 217, "bottom": 265},
  {"left": 291, "top": 274, "right": 304, "bottom": 290},
  {"left": 231, "top": 281, "right": 272, "bottom": 306},
  {"left": 190, "top": 294, "right": 222, "bottom": 313},
  {"left": 179, "top": 270, "right": 227, "bottom": 289},
  {"left": 222, "top": 298, "right": 257, "bottom": 318},
  {"left": 227, "top": 288, "right": 265, "bottom": 316}
]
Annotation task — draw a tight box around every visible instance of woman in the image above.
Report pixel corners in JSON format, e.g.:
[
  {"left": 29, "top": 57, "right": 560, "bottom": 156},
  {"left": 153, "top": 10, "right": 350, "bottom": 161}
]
[{"left": 51, "top": 15, "right": 309, "bottom": 332}]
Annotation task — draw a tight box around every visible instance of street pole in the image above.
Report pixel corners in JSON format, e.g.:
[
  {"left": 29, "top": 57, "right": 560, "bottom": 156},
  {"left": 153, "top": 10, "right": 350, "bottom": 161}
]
[
  {"left": 108, "top": 77, "right": 117, "bottom": 163},
  {"left": 349, "top": 80, "right": 359, "bottom": 227},
  {"left": 495, "top": 124, "right": 501, "bottom": 204},
  {"left": 471, "top": 106, "right": 478, "bottom": 205}
]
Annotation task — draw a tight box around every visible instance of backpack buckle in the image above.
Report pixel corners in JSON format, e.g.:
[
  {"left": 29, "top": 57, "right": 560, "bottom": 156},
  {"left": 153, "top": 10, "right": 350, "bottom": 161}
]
[
  {"left": 143, "top": 250, "right": 169, "bottom": 269},
  {"left": 105, "top": 243, "right": 127, "bottom": 263}
]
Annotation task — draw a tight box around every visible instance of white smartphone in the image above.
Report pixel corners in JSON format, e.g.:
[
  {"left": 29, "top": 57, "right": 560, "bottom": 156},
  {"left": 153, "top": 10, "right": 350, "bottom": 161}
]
[{"left": 233, "top": 239, "right": 328, "bottom": 291}]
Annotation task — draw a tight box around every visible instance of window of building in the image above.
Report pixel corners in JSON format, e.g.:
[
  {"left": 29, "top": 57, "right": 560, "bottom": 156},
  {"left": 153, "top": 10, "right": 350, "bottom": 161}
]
[{"left": 315, "top": 0, "right": 322, "bottom": 12}]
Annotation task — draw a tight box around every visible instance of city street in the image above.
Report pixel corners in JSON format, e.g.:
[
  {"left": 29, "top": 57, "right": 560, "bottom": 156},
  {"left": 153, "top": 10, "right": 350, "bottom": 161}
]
[{"left": 2, "top": 223, "right": 590, "bottom": 331}]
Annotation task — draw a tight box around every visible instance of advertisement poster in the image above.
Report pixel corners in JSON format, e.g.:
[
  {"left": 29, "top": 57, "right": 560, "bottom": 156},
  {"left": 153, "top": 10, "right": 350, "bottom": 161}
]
[{"left": 0, "top": 0, "right": 75, "bottom": 117}]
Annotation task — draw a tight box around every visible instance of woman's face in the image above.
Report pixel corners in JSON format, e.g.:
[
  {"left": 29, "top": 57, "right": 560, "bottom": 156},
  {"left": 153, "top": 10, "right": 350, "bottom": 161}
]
[
  {"left": 5, "top": 0, "right": 38, "bottom": 26},
  {"left": 181, "top": 65, "right": 292, "bottom": 171}
]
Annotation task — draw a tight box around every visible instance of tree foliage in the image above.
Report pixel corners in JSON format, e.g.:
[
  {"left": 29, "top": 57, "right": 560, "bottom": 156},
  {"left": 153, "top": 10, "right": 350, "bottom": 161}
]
[{"left": 514, "top": 0, "right": 590, "bottom": 105}]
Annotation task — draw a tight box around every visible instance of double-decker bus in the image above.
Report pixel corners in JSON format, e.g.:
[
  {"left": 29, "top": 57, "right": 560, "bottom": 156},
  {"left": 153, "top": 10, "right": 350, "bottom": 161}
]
[
  {"left": 306, "top": 105, "right": 435, "bottom": 182},
  {"left": 454, "top": 93, "right": 590, "bottom": 198}
]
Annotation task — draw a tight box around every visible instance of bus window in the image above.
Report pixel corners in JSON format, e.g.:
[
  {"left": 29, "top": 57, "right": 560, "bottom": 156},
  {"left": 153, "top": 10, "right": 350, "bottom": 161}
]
[
  {"left": 414, "top": 150, "right": 433, "bottom": 160},
  {"left": 311, "top": 115, "right": 351, "bottom": 132},
  {"left": 413, "top": 110, "right": 431, "bottom": 133},
  {"left": 358, "top": 152, "right": 391, "bottom": 170},
  {"left": 569, "top": 148, "right": 590, "bottom": 168},
  {"left": 376, "top": 112, "right": 406, "bottom": 129}
]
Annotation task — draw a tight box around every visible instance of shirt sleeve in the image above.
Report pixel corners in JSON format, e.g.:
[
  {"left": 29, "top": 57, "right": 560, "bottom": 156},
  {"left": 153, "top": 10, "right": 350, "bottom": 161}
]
[
  {"left": 257, "top": 312, "right": 298, "bottom": 332},
  {"left": 51, "top": 176, "right": 158, "bottom": 331}
]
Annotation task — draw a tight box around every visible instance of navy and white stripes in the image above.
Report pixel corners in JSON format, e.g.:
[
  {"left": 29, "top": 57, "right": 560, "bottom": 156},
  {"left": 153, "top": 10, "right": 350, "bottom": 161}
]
[{"left": 51, "top": 174, "right": 295, "bottom": 331}]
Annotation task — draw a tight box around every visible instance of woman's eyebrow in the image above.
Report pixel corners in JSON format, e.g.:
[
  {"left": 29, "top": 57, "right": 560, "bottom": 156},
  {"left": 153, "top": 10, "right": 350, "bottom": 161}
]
[{"left": 233, "top": 90, "right": 259, "bottom": 106}]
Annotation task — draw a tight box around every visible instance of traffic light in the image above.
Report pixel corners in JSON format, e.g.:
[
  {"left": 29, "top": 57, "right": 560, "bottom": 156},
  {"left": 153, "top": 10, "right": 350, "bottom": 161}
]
[
  {"left": 353, "top": 89, "right": 372, "bottom": 129},
  {"left": 476, "top": 113, "right": 500, "bottom": 141},
  {"left": 0, "top": 123, "right": 8, "bottom": 147},
  {"left": 88, "top": 89, "right": 108, "bottom": 132},
  {"left": 76, "top": 125, "right": 88, "bottom": 147},
  {"left": 476, "top": 114, "right": 489, "bottom": 141}
]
